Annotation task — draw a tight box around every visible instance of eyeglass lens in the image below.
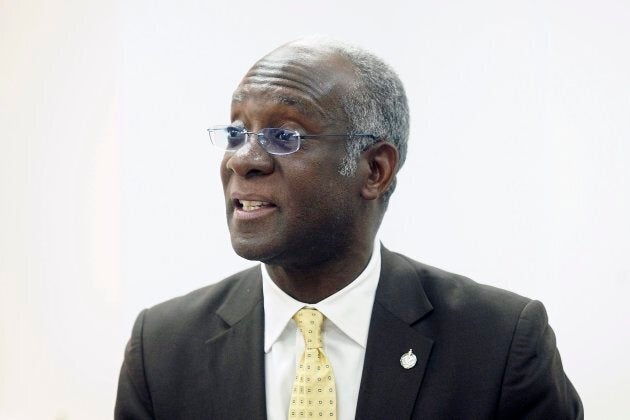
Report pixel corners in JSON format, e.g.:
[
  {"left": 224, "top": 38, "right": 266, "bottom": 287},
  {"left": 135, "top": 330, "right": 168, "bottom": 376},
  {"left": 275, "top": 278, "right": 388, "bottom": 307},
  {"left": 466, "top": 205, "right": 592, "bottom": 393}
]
[{"left": 209, "top": 126, "right": 300, "bottom": 155}]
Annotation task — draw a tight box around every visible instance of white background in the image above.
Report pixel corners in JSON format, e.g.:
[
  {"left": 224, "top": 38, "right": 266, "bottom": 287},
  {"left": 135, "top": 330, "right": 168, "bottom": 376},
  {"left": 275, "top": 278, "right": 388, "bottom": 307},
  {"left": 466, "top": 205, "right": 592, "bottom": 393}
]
[{"left": 1, "top": 0, "right": 628, "bottom": 418}]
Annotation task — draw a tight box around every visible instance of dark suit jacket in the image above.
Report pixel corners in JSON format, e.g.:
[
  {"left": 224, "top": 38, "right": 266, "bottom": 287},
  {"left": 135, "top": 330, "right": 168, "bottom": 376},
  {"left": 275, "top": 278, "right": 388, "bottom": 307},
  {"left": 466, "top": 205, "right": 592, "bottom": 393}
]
[{"left": 115, "top": 247, "right": 583, "bottom": 419}]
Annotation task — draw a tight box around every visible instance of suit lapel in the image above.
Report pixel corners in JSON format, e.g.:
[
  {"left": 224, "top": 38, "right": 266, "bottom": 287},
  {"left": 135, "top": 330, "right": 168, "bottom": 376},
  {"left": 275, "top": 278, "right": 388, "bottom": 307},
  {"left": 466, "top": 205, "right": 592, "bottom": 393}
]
[
  {"left": 205, "top": 267, "right": 267, "bottom": 419},
  {"left": 355, "top": 247, "right": 435, "bottom": 419}
]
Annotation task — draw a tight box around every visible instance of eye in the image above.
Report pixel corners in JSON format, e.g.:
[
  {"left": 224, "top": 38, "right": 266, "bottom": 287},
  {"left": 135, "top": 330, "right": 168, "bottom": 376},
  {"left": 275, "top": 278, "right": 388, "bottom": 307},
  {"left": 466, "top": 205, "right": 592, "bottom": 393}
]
[
  {"left": 226, "top": 126, "right": 246, "bottom": 148},
  {"left": 226, "top": 125, "right": 244, "bottom": 137},
  {"left": 260, "top": 128, "right": 300, "bottom": 154},
  {"left": 274, "top": 128, "right": 297, "bottom": 141}
]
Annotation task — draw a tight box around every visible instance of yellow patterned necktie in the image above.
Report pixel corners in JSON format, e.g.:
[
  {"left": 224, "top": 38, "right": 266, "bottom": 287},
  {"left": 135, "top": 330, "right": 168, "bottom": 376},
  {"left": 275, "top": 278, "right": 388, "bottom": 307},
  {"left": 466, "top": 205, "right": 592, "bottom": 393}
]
[{"left": 288, "top": 308, "right": 337, "bottom": 420}]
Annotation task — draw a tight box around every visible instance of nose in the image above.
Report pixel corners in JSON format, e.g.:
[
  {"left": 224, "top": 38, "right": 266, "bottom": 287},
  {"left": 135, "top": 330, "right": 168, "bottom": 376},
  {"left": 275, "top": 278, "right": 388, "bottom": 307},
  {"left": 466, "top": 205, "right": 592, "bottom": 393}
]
[{"left": 223, "top": 134, "right": 274, "bottom": 178}]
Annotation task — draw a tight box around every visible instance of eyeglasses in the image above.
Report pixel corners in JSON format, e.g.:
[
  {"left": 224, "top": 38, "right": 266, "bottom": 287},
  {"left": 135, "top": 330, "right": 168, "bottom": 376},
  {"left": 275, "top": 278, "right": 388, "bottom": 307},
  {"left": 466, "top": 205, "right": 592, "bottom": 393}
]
[{"left": 207, "top": 125, "right": 378, "bottom": 156}]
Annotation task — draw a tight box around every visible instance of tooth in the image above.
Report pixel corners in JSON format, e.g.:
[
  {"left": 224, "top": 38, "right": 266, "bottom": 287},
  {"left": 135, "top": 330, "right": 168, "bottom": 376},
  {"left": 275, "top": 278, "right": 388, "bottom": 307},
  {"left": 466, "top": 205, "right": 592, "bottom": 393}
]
[
  {"left": 240, "top": 200, "right": 268, "bottom": 207},
  {"left": 242, "top": 203, "right": 263, "bottom": 211}
]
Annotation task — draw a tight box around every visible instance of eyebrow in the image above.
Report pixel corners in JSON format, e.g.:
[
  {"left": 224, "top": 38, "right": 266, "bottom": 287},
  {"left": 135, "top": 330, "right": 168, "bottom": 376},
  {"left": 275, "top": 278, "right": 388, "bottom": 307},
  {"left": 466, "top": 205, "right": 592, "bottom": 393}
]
[
  {"left": 232, "top": 90, "right": 329, "bottom": 120},
  {"left": 275, "top": 95, "right": 325, "bottom": 118}
]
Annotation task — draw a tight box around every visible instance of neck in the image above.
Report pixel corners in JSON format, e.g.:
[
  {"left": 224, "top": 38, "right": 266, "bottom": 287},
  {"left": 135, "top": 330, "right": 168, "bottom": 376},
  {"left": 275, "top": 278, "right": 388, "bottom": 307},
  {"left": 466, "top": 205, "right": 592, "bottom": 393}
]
[{"left": 265, "top": 239, "right": 375, "bottom": 304}]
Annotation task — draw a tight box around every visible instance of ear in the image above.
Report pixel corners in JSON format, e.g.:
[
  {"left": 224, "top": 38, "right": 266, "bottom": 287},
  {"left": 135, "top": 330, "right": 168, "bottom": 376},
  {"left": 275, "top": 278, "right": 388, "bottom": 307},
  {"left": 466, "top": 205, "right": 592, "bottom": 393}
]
[{"left": 360, "top": 141, "right": 399, "bottom": 201}]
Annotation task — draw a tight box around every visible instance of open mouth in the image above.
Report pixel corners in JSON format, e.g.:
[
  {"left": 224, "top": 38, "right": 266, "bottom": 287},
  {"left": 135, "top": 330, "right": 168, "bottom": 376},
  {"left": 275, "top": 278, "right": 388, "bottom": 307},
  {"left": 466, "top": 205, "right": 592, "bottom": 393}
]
[{"left": 234, "top": 199, "right": 275, "bottom": 212}]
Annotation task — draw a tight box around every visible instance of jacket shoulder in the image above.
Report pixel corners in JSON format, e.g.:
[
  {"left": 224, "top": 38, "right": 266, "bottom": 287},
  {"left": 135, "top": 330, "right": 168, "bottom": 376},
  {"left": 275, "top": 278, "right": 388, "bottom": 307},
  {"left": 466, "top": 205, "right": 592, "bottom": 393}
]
[
  {"left": 141, "top": 265, "right": 262, "bottom": 339},
  {"left": 393, "top": 251, "right": 532, "bottom": 321}
]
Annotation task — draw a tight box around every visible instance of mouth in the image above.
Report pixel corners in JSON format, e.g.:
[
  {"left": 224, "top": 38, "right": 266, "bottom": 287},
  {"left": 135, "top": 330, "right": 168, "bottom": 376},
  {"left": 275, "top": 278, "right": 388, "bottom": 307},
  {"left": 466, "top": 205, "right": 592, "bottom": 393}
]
[
  {"left": 231, "top": 197, "right": 277, "bottom": 221},
  {"left": 235, "top": 199, "right": 274, "bottom": 212}
]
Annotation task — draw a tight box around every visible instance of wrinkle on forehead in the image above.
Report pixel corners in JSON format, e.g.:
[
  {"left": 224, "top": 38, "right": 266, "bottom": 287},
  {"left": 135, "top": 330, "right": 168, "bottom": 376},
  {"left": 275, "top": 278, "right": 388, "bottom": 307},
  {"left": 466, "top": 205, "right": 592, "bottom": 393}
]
[
  {"left": 232, "top": 48, "right": 355, "bottom": 121},
  {"left": 233, "top": 84, "right": 327, "bottom": 120}
]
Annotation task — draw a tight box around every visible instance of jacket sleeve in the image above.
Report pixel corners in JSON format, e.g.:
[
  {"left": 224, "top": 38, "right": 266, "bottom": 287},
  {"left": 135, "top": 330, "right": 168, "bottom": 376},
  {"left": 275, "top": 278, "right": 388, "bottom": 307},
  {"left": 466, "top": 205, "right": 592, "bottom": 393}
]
[
  {"left": 115, "top": 309, "right": 155, "bottom": 420},
  {"left": 497, "top": 300, "right": 583, "bottom": 419}
]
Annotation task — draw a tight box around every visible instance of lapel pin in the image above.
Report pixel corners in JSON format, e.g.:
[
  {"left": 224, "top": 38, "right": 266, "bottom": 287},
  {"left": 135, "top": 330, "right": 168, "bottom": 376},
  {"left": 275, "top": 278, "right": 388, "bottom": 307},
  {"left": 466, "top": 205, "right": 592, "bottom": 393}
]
[{"left": 400, "top": 349, "right": 417, "bottom": 369}]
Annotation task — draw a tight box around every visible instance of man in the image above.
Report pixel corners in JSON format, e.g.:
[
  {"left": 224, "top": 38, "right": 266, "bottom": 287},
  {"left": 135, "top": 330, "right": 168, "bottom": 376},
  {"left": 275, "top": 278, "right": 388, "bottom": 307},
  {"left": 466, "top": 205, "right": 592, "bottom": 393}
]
[{"left": 115, "top": 37, "right": 583, "bottom": 419}]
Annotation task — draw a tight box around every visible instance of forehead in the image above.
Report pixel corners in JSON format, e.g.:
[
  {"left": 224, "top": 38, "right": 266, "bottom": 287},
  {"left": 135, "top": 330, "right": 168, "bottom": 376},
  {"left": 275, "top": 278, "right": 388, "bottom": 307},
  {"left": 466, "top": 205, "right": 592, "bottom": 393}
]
[{"left": 231, "top": 46, "right": 355, "bottom": 124}]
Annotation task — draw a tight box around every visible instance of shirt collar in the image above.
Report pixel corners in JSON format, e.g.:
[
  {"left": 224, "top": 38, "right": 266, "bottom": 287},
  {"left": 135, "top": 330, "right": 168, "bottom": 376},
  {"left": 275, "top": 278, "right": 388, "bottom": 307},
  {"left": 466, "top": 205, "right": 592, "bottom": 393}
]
[{"left": 262, "top": 238, "right": 381, "bottom": 352}]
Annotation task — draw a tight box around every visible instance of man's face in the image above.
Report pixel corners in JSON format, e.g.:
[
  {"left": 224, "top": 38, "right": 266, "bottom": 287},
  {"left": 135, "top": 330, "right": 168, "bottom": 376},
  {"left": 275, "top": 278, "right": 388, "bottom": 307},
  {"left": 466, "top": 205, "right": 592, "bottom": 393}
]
[{"left": 220, "top": 47, "right": 366, "bottom": 268}]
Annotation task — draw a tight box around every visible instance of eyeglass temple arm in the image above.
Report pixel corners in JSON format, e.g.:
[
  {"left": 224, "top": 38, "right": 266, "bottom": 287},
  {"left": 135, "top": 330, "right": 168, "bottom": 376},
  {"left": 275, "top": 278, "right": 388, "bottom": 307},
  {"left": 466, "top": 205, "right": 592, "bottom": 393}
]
[{"left": 300, "top": 133, "right": 379, "bottom": 140}]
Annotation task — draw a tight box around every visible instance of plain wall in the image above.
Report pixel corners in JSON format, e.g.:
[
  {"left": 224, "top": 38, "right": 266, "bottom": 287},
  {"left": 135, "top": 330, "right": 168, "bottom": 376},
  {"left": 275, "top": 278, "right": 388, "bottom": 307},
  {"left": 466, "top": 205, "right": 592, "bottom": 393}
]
[{"left": 1, "top": 0, "right": 628, "bottom": 418}]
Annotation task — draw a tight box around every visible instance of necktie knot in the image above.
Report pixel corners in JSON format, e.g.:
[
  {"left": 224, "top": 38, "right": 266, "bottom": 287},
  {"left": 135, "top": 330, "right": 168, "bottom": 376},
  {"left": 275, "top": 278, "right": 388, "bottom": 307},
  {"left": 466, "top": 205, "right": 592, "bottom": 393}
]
[{"left": 293, "top": 308, "right": 324, "bottom": 350}]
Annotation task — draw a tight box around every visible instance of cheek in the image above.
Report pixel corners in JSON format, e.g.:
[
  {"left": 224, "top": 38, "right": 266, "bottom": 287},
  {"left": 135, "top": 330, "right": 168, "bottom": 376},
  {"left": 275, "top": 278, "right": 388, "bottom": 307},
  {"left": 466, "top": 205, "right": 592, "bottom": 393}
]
[
  {"left": 219, "top": 157, "right": 231, "bottom": 187},
  {"left": 290, "top": 174, "right": 356, "bottom": 221}
]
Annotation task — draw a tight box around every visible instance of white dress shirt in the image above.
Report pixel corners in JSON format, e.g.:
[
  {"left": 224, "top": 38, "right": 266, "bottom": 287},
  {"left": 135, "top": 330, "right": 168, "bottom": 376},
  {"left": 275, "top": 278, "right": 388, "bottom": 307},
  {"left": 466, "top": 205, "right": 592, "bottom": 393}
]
[{"left": 262, "top": 239, "right": 381, "bottom": 420}]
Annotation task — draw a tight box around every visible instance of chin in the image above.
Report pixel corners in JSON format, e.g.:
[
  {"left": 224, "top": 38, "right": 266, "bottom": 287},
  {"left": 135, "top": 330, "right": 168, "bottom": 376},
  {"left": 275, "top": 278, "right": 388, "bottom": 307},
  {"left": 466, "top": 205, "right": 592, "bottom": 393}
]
[{"left": 230, "top": 237, "right": 276, "bottom": 263}]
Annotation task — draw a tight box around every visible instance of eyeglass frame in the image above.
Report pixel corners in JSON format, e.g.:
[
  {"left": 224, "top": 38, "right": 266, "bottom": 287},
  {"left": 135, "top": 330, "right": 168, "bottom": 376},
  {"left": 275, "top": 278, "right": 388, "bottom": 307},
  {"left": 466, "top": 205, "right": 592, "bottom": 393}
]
[{"left": 207, "top": 125, "right": 380, "bottom": 156}]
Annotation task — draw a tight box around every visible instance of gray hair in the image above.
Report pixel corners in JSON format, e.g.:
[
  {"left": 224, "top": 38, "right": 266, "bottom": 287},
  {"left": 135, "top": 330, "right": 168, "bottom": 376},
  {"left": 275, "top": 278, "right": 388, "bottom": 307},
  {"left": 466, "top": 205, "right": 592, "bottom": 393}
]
[{"left": 289, "top": 37, "right": 410, "bottom": 202}]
